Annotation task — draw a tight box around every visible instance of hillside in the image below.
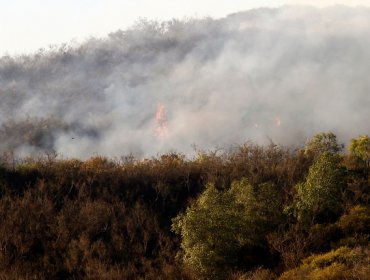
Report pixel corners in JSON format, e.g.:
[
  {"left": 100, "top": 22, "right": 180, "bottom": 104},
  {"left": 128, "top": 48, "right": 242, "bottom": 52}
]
[
  {"left": 0, "top": 133, "right": 368, "bottom": 279},
  {"left": 1, "top": 6, "right": 370, "bottom": 158}
]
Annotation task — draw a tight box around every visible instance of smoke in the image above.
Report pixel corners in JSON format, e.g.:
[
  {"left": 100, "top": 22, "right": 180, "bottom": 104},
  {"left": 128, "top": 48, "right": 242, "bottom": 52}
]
[{"left": 1, "top": 6, "right": 370, "bottom": 158}]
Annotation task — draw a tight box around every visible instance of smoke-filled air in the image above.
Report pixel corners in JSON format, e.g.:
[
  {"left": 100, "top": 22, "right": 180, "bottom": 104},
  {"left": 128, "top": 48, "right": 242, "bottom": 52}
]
[{"left": 1, "top": 6, "right": 370, "bottom": 158}]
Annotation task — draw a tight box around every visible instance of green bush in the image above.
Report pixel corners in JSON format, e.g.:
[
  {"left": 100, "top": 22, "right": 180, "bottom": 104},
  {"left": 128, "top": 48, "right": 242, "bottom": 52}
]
[
  {"left": 294, "top": 152, "right": 344, "bottom": 224},
  {"left": 172, "top": 178, "right": 283, "bottom": 279},
  {"left": 305, "top": 132, "right": 343, "bottom": 158}
]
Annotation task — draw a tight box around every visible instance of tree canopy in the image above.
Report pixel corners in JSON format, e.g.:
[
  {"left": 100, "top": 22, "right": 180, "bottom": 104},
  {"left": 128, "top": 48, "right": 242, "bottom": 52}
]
[
  {"left": 295, "top": 152, "right": 344, "bottom": 224},
  {"left": 349, "top": 135, "right": 370, "bottom": 170},
  {"left": 304, "top": 132, "right": 343, "bottom": 158},
  {"left": 172, "top": 178, "right": 283, "bottom": 279}
]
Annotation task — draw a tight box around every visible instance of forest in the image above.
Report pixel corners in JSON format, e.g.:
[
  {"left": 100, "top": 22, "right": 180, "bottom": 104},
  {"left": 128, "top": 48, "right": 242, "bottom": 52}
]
[{"left": 0, "top": 132, "right": 368, "bottom": 279}]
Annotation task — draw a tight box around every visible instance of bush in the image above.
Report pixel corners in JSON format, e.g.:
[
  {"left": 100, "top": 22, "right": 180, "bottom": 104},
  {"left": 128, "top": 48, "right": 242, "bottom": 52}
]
[
  {"left": 337, "top": 205, "right": 370, "bottom": 235},
  {"left": 279, "top": 246, "right": 370, "bottom": 280},
  {"left": 172, "top": 178, "right": 283, "bottom": 279},
  {"left": 304, "top": 132, "right": 343, "bottom": 158},
  {"left": 335, "top": 205, "right": 370, "bottom": 247},
  {"left": 232, "top": 267, "right": 277, "bottom": 280},
  {"left": 294, "top": 152, "right": 344, "bottom": 224}
]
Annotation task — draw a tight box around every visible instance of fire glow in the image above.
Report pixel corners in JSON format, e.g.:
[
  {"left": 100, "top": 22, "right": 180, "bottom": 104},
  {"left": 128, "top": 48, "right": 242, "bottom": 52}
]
[
  {"left": 154, "top": 102, "right": 168, "bottom": 140},
  {"left": 274, "top": 117, "right": 281, "bottom": 127}
]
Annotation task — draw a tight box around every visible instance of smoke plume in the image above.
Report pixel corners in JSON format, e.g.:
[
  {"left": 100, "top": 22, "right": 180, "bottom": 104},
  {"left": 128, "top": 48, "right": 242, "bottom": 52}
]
[{"left": 1, "top": 6, "right": 370, "bottom": 158}]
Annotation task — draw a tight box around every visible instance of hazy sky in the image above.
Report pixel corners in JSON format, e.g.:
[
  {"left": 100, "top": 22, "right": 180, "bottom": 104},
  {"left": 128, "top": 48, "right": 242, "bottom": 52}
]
[{"left": 1, "top": 0, "right": 370, "bottom": 55}]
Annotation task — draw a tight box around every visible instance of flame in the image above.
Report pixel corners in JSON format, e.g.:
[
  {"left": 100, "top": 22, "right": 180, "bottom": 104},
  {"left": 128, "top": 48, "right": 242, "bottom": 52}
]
[
  {"left": 274, "top": 116, "right": 281, "bottom": 127},
  {"left": 154, "top": 102, "right": 168, "bottom": 140}
]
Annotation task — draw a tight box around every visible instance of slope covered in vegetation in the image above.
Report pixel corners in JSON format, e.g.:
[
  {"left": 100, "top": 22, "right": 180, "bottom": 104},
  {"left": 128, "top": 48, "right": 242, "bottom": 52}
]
[
  {"left": 0, "top": 133, "right": 368, "bottom": 279},
  {"left": 2, "top": 6, "right": 370, "bottom": 158}
]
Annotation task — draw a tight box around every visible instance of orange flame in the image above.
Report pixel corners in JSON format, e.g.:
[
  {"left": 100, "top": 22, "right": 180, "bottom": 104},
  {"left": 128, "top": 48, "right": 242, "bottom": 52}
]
[{"left": 155, "top": 102, "right": 168, "bottom": 140}]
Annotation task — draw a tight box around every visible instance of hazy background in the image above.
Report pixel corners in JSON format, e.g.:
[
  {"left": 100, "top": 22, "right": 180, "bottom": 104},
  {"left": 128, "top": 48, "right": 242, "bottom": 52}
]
[
  {"left": 1, "top": 0, "right": 370, "bottom": 56},
  {"left": 1, "top": 5, "right": 370, "bottom": 158}
]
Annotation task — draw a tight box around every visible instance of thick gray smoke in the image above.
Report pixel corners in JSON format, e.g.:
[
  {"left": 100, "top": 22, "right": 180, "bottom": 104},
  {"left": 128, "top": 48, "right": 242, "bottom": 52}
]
[{"left": 1, "top": 6, "right": 370, "bottom": 158}]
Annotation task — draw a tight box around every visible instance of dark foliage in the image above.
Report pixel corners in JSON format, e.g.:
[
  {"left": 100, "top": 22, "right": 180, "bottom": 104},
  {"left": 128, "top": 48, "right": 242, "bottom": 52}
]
[{"left": 0, "top": 140, "right": 368, "bottom": 279}]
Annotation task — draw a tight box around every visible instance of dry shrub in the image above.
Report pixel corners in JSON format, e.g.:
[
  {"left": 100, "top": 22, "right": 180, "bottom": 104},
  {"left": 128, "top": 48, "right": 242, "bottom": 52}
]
[
  {"left": 231, "top": 267, "right": 276, "bottom": 280},
  {"left": 0, "top": 190, "right": 56, "bottom": 278},
  {"left": 337, "top": 205, "right": 370, "bottom": 235},
  {"left": 267, "top": 225, "right": 312, "bottom": 270},
  {"left": 279, "top": 246, "right": 370, "bottom": 280},
  {"left": 0, "top": 140, "right": 366, "bottom": 278}
]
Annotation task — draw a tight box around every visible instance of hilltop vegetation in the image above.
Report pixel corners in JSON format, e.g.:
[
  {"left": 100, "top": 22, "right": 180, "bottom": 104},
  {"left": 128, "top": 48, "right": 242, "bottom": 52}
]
[
  {"left": 2, "top": 7, "right": 370, "bottom": 157},
  {"left": 0, "top": 132, "right": 368, "bottom": 279}
]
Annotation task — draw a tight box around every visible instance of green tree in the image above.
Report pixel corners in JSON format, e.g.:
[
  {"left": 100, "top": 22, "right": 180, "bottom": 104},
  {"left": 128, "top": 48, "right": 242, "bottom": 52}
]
[
  {"left": 305, "top": 132, "right": 343, "bottom": 158},
  {"left": 295, "top": 152, "right": 344, "bottom": 224},
  {"left": 171, "top": 178, "right": 282, "bottom": 279},
  {"left": 349, "top": 135, "right": 370, "bottom": 170}
]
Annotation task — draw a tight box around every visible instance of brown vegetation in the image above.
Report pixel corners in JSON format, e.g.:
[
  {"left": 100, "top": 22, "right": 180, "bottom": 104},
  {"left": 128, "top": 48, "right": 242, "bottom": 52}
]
[{"left": 0, "top": 138, "right": 368, "bottom": 279}]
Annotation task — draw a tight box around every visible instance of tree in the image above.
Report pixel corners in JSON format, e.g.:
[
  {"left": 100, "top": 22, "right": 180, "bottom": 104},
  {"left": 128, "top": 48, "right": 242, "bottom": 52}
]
[
  {"left": 295, "top": 152, "right": 344, "bottom": 224},
  {"left": 171, "top": 178, "right": 282, "bottom": 279},
  {"left": 305, "top": 132, "right": 343, "bottom": 158},
  {"left": 349, "top": 135, "right": 370, "bottom": 171}
]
